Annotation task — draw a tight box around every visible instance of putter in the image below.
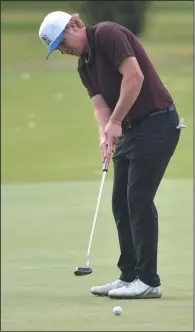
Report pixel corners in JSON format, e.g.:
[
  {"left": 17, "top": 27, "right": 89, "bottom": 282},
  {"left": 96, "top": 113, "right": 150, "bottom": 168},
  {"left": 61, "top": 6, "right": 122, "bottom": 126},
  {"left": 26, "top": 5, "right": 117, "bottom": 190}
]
[{"left": 74, "top": 153, "right": 112, "bottom": 276}]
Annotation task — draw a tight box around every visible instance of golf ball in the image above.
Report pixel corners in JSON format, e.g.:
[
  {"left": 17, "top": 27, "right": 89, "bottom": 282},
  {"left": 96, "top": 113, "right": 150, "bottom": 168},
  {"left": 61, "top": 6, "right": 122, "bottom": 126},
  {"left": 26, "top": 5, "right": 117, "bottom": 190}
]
[{"left": 112, "top": 306, "right": 122, "bottom": 316}]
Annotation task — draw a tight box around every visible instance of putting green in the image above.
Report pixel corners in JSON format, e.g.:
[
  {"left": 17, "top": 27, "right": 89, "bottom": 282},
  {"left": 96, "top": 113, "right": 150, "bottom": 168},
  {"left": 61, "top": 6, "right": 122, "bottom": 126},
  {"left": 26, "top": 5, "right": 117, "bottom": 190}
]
[{"left": 1, "top": 179, "right": 193, "bottom": 331}]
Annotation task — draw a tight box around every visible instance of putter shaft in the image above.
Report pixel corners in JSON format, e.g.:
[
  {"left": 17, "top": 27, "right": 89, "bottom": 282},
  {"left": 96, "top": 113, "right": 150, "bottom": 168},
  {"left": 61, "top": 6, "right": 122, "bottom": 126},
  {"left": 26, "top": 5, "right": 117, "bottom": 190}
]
[{"left": 86, "top": 167, "right": 108, "bottom": 266}]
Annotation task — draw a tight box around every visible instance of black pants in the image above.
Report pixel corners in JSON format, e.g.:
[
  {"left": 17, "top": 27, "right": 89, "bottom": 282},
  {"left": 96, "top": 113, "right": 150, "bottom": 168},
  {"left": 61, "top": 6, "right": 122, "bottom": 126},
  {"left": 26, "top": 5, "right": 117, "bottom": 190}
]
[{"left": 112, "top": 107, "right": 181, "bottom": 287}]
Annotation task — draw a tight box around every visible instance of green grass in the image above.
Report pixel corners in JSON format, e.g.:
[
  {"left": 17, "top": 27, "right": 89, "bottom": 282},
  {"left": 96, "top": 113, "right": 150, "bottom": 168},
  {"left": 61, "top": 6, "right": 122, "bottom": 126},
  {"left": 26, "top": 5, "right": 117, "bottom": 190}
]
[{"left": 1, "top": 179, "right": 193, "bottom": 331}]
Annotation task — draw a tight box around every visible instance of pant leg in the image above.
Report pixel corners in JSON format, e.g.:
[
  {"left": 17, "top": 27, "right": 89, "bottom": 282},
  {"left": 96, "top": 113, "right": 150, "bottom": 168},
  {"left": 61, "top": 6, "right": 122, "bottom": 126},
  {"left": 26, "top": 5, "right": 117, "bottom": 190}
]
[
  {"left": 125, "top": 110, "right": 181, "bottom": 287},
  {"left": 127, "top": 155, "right": 171, "bottom": 287},
  {"left": 112, "top": 150, "right": 136, "bottom": 283}
]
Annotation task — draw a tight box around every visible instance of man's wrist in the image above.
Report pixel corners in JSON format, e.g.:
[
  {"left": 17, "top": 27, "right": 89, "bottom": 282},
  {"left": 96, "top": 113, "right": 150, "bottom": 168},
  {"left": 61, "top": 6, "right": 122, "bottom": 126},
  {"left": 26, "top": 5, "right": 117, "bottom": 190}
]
[
  {"left": 99, "top": 126, "right": 105, "bottom": 137},
  {"left": 109, "top": 118, "right": 122, "bottom": 125}
]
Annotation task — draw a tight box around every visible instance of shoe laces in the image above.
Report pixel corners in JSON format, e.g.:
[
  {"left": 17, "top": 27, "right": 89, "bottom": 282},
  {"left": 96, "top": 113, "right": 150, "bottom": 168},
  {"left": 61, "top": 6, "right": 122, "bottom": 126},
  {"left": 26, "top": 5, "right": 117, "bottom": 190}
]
[
  {"left": 107, "top": 279, "right": 129, "bottom": 289},
  {"left": 107, "top": 279, "right": 121, "bottom": 287},
  {"left": 127, "top": 277, "right": 139, "bottom": 288}
]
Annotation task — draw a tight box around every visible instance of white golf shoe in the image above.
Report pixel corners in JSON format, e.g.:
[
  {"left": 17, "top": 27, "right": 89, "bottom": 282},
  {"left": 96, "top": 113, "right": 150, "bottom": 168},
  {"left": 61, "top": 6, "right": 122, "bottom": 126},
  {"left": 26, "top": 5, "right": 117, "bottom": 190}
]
[
  {"left": 91, "top": 279, "right": 130, "bottom": 296},
  {"left": 108, "top": 278, "right": 162, "bottom": 299}
]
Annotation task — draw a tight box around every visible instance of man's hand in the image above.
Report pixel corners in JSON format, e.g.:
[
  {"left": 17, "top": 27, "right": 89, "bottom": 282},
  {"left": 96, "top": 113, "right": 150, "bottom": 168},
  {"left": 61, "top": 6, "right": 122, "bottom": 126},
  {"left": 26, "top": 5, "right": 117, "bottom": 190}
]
[
  {"left": 104, "top": 120, "right": 122, "bottom": 155},
  {"left": 100, "top": 134, "right": 107, "bottom": 162}
]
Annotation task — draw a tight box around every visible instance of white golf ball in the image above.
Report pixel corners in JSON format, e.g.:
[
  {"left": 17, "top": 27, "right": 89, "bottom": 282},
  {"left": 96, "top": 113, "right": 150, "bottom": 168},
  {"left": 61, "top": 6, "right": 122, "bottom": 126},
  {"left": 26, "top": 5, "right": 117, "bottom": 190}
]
[{"left": 112, "top": 306, "right": 122, "bottom": 316}]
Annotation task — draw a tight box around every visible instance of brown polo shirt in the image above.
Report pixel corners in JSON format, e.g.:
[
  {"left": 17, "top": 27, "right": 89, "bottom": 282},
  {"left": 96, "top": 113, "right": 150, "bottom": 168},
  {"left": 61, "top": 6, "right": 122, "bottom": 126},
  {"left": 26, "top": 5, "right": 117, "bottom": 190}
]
[{"left": 78, "top": 22, "right": 173, "bottom": 121}]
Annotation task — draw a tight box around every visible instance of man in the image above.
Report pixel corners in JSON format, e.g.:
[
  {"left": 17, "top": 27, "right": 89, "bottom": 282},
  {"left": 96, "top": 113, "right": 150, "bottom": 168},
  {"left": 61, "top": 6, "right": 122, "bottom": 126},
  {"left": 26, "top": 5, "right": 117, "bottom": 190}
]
[{"left": 39, "top": 11, "right": 183, "bottom": 299}]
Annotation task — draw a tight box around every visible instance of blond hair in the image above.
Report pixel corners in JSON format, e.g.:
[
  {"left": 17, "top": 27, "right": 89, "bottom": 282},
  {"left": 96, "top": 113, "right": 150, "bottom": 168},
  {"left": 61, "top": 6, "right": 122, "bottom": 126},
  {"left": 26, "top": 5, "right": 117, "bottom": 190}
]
[{"left": 68, "top": 13, "right": 85, "bottom": 28}]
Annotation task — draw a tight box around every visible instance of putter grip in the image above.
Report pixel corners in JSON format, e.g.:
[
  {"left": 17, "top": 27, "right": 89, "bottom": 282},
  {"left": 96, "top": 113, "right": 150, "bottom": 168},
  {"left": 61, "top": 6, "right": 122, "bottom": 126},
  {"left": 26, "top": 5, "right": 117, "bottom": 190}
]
[{"left": 102, "top": 153, "right": 112, "bottom": 172}]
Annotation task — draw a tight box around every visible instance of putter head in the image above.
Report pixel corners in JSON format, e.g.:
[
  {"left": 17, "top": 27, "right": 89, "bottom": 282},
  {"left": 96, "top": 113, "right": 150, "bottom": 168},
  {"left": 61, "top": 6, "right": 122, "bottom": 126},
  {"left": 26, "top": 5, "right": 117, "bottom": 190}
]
[{"left": 74, "top": 266, "right": 93, "bottom": 276}]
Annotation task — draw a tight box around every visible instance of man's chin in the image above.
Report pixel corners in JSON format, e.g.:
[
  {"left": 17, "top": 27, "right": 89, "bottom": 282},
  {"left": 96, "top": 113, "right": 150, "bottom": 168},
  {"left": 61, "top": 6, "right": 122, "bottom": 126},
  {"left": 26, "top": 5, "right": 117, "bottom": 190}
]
[
  {"left": 69, "top": 51, "right": 80, "bottom": 57},
  {"left": 74, "top": 51, "right": 81, "bottom": 57}
]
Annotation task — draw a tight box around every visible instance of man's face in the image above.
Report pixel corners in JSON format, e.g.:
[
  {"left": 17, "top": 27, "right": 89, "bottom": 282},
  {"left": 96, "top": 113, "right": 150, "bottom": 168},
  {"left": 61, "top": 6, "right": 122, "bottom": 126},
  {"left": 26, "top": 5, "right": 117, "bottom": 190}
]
[{"left": 57, "top": 24, "right": 86, "bottom": 57}]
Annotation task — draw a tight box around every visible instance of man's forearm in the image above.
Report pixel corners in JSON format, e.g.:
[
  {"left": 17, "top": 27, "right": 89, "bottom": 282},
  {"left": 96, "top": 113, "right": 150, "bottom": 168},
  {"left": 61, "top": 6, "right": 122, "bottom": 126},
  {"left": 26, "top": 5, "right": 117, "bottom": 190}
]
[
  {"left": 110, "top": 76, "right": 143, "bottom": 123},
  {"left": 94, "top": 107, "right": 111, "bottom": 136}
]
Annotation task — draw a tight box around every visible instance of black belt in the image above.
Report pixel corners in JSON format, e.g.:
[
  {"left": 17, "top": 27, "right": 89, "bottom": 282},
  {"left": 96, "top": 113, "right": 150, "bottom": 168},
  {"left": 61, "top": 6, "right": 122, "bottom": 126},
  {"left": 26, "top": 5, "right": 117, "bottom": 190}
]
[{"left": 122, "top": 104, "right": 175, "bottom": 130}]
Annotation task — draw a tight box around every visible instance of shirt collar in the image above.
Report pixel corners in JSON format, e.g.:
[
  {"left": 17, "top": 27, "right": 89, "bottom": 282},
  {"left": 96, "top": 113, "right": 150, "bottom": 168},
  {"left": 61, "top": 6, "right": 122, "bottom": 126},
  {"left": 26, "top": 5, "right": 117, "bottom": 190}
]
[{"left": 78, "top": 25, "right": 96, "bottom": 68}]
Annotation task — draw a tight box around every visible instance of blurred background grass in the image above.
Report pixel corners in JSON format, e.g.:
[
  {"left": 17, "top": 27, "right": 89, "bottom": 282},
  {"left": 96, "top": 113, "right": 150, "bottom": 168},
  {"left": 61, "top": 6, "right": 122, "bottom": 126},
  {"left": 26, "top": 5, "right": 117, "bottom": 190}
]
[{"left": 1, "top": 1, "right": 193, "bottom": 183}]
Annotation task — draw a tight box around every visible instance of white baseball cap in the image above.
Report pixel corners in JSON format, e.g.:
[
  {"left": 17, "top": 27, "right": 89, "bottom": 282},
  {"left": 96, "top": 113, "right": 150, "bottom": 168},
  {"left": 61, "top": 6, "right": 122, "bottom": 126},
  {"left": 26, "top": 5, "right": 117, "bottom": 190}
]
[{"left": 39, "top": 11, "right": 71, "bottom": 59}]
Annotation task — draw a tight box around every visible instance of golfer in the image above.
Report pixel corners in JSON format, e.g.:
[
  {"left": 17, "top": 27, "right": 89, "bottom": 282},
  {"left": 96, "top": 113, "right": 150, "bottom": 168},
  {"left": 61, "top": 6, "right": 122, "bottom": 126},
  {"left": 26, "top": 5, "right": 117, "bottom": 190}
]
[{"left": 39, "top": 11, "right": 182, "bottom": 299}]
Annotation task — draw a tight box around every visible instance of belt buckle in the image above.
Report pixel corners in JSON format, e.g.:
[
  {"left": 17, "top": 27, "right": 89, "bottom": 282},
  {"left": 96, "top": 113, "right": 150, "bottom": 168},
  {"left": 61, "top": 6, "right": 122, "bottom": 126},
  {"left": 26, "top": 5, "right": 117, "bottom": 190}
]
[
  {"left": 122, "top": 120, "right": 131, "bottom": 129},
  {"left": 169, "top": 105, "right": 175, "bottom": 112}
]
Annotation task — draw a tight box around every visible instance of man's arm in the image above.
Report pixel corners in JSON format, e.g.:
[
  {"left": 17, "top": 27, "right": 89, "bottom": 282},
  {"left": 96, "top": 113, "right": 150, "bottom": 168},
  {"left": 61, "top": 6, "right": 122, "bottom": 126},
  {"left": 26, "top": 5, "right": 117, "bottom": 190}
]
[
  {"left": 95, "top": 24, "right": 144, "bottom": 153},
  {"left": 91, "top": 94, "right": 111, "bottom": 161},
  {"left": 92, "top": 94, "right": 111, "bottom": 135},
  {"left": 110, "top": 57, "right": 144, "bottom": 124},
  {"left": 105, "top": 57, "right": 143, "bottom": 153},
  {"left": 96, "top": 24, "right": 144, "bottom": 123},
  {"left": 78, "top": 64, "right": 111, "bottom": 160}
]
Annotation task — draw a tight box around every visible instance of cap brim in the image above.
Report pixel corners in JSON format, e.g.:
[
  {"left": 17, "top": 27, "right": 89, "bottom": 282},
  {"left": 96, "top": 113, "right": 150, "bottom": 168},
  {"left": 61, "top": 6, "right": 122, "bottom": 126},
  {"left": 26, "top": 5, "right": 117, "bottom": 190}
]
[{"left": 46, "top": 29, "right": 65, "bottom": 60}]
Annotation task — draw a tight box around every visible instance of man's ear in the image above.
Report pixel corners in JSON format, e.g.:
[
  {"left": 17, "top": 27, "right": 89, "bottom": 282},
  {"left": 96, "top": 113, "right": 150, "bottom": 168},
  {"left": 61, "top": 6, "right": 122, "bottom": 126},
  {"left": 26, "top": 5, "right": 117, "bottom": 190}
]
[
  {"left": 69, "top": 22, "right": 80, "bottom": 32},
  {"left": 68, "top": 21, "right": 76, "bottom": 30}
]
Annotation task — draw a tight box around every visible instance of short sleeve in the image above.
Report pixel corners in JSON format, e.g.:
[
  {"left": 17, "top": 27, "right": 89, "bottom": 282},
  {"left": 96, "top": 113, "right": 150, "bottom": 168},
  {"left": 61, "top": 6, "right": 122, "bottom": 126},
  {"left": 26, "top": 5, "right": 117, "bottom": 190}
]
[
  {"left": 96, "top": 24, "right": 135, "bottom": 70},
  {"left": 78, "top": 67, "right": 99, "bottom": 99}
]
